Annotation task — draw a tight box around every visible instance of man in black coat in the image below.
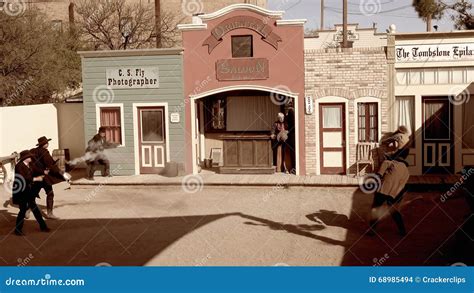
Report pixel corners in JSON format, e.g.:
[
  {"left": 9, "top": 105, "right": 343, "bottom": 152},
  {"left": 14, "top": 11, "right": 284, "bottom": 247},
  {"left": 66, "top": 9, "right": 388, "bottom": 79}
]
[
  {"left": 85, "top": 127, "right": 117, "bottom": 180},
  {"left": 13, "top": 150, "right": 50, "bottom": 236},
  {"left": 30, "top": 136, "right": 65, "bottom": 220}
]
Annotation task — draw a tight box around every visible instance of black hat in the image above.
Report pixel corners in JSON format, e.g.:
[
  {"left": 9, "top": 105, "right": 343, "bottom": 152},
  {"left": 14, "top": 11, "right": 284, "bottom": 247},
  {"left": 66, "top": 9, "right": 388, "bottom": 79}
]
[
  {"left": 36, "top": 136, "right": 52, "bottom": 146},
  {"left": 98, "top": 127, "right": 106, "bottom": 134},
  {"left": 19, "top": 150, "right": 34, "bottom": 162}
]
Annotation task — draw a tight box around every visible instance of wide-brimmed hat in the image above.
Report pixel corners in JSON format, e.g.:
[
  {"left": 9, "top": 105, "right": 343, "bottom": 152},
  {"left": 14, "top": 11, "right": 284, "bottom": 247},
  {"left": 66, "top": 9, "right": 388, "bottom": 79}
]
[
  {"left": 19, "top": 150, "right": 34, "bottom": 162},
  {"left": 36, "top": 136, "right": 52, "bottom": 146}
]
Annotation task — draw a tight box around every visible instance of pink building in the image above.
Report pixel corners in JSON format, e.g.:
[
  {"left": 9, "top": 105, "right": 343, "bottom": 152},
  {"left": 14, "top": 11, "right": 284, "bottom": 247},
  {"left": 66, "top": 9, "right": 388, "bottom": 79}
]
[{"left": 179, "top": 4, "right": 307, "bottom": 175}]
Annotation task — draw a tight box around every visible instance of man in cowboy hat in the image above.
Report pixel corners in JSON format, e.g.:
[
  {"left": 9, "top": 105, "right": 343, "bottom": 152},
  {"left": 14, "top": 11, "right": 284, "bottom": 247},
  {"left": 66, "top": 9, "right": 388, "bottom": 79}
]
[
  {"left": 367, "top": 147, "right": 410, "bottom": 237},
  {"left": 85, "top": 127, "right": 118, "bottom": 180},
  {"left": 13, "top": 150, "right": 50, "bottom": 236},
  {"left": 30, "top": 136, "right": 67, "bottom": 220}
]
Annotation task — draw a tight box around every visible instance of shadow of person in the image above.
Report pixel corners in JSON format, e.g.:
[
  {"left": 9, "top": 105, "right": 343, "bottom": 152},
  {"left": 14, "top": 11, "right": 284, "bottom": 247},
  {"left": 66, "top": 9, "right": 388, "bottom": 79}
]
[
  {"left": 0, "top": 210, "right": 241, "bottom": 266},
  {"left": 306, "top": 209, "right": 351, "bottom": 229},
  {"left": 240, "top": 213, "right": 347, "bottom": 247}
]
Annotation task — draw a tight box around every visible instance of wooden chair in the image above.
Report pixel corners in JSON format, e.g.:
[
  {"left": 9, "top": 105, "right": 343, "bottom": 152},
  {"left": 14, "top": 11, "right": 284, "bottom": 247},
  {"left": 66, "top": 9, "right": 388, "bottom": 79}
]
[{"left": 356, "top": 142, "right": 377, "bottom": 176}]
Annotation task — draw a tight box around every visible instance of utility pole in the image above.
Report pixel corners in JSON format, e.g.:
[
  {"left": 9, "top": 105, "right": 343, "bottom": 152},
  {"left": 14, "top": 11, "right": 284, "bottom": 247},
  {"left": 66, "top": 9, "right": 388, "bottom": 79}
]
[
  {"left": 155, "top": 0, "right": 162, "bottom": 48},
  {"left": 320, "top": 0, "right": 324, "bottom": 30},
  {"left": 342, "top": 0, "right": 348, "bottom": 48},
  {"left": 426, "top": 14, "right": 432, "bottom": 32}
]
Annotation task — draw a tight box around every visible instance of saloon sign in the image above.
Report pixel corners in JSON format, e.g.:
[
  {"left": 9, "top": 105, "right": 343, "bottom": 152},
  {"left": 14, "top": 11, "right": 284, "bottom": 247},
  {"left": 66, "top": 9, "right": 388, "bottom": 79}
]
[
  {"left": 216, "top": 58, "right": 269, "bottom": 81},
  {"left": 203, "top": 16, "right": 282, "bottom": 54},
  {"left": 396, "top": 43, "right": 474, "bottom": 62},
  {"left": 106, "top": 67, "right": 159, "bottom": 89}
]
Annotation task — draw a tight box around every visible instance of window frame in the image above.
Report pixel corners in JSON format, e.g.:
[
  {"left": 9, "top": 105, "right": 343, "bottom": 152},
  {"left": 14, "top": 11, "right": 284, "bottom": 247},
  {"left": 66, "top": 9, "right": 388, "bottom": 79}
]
[
  {"left": 96, "top": 103, "right": 125, "bottom": 147},
  {"left": 231, "top": 35, "right": 253, "bottom": 58},
  {"left": 357, "top": 102, "right": 379, "bottom": 143}
]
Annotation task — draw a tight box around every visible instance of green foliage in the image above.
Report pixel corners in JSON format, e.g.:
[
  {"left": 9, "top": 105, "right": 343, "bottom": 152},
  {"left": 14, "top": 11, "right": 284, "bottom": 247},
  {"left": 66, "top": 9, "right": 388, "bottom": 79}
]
[
  {"left": 412, "top": 0, "right": 445, "bottom": 20},
  {"left": 413, "top": 0, "right": 473, "bottom": 30},
  {"left": 0, "top": 9, "right": 82, "bottom": 106}
]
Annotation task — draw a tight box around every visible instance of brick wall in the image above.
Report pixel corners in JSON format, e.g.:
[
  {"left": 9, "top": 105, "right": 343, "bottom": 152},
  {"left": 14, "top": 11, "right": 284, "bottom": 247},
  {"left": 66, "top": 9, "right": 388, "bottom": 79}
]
[{"left": 304, "top": 47, "right": 388, "bottom": 175}]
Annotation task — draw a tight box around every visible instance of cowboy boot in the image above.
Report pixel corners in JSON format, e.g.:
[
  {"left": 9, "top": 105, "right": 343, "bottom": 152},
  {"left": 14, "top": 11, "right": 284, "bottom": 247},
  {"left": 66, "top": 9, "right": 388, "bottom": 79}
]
[{"left": 45, "top": 191, "right": 59, "bottom": 220}]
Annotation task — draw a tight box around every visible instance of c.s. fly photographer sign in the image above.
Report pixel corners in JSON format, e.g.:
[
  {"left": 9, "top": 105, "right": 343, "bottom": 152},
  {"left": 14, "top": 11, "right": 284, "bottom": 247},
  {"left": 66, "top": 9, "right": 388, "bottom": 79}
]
[
  {"left": 106, "top": 67, "right": 159, "bottom": 89},
  {"left": 396, "top": 43, "right": 474, "bottom": 63}
]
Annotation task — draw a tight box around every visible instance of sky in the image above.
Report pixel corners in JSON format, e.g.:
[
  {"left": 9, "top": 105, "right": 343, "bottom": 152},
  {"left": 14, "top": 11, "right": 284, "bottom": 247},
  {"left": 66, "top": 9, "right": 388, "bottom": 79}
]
[{"left": 267, "top": 0, "right": 465, "bottom": 33}]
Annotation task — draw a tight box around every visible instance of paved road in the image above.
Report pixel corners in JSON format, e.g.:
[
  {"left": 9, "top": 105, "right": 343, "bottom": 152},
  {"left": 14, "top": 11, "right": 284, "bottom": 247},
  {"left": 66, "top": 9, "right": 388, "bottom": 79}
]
[{"left": 0, "top": 183, "right": 471, "bottom": 266}]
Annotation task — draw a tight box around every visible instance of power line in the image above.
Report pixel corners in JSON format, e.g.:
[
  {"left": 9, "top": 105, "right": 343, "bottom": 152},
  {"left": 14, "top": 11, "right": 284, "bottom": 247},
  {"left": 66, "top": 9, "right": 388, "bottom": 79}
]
[{"left": 325, "top": 4, "right": 413, "bottom": 15}]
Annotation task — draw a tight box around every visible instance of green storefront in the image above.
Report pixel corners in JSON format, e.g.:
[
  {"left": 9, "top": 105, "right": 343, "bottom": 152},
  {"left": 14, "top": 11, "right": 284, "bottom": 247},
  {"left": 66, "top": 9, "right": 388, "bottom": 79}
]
[{"left": 79, "top": 48, "right": 185, "bottom": 175}]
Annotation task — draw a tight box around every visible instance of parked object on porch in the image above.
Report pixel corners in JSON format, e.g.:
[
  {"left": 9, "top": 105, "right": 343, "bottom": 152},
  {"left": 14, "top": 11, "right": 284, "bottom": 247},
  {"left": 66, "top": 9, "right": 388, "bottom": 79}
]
[
  {"left": 204, "top": 158, "right": 213, "bottom": 169},
  {"left": 210, "top": 148, "right": 222, "bottom": 167},
  {"left": 161, "top": 161, "right": 179, "bottom": 177},
  {"left": 356, "top": 142, "right": 377, "bottom": 176}
]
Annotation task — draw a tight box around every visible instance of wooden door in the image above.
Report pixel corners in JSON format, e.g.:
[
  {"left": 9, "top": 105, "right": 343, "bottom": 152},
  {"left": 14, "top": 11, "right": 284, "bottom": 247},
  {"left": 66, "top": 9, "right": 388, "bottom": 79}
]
[
  {"left": 138, "top": 107, "right": 166, "bottom": 174},
  {"left": 422, "top": 97, "right": 453, "bottom": 174},
  {"left": 319, "top": 103, "right": 346, "bottom": 174}
]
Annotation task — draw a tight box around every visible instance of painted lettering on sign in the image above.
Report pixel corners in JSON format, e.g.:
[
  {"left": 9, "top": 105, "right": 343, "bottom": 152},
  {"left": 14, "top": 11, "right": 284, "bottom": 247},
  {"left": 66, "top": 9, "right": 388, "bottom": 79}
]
[
  {"left": 106, "top": 67, "right": 159, "bottom": 89},
  {"left": 305, "top": 96, "right": 314, "bottom": 115},
  {"left": 203, "top": 16, "right": 282, "bottom": 54},
  {"left": 396, "top": 43, "right": 474, "bottom": 62},
  {"left": 216, "top": 58, "right": 269, "bottom": 81}
]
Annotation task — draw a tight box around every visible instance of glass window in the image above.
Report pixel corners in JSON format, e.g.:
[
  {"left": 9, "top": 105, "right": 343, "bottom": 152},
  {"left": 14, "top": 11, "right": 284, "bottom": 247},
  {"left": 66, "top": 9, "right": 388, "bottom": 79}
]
[
  {"left": 322, "top": 106, "right": 342, "bottom": 128},
  {"left": 141, "top": 110, "right": 164, "bottom": 142},
  {"left": 423, "top": 69, "right": 436, "bottom": 84},
  {"left": 204, "top": 98, "right": 226, "bottom": 132},
  {"left": 100, "top": 107, "right": 122, "bottom": 144},
  {"left": 463, "top": 96, "right": 474, "bottom": 148},
  {"left": 466, "top": 67, "right": 474, "bottom": 82},
  {"left": 232, "top": 35, "right": 253, "bottom": 58},
  {"left": 396, "top": 96, "right": 415, "bottom": 147},
  {"left": 408, "top": 70, "right": 421, "bottom": 85},
  {"left": 358, "top": 103, "right": 378, "bottom": 142},
  {"left": 451, "top": 68, "right": 464, "bottom": 84},
  {"left": 437, "top": 69, "right": 450, "bottom": 84},
  {"left": 396, "top": 70, "right": 408, "bottom": 85}
]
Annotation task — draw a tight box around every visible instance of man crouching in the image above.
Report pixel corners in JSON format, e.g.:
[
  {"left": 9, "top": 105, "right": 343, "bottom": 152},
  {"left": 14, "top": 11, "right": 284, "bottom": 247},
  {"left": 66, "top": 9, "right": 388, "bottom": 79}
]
[{"left": 367, "top": 148, "right": 410, "bottom": 237}]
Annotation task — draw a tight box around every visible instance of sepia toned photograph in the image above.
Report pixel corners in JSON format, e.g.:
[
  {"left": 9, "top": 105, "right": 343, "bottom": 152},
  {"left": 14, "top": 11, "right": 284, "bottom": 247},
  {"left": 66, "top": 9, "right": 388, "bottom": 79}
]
[{"left": 0, "top": 0, "right": 473, "bottom": 291}]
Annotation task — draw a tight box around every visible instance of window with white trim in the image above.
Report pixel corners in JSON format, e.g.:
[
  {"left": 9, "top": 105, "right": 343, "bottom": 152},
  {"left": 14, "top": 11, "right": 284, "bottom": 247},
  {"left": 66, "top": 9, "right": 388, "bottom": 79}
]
[{"left": 99, "top": 107, "right": 122, "bottom": 145}]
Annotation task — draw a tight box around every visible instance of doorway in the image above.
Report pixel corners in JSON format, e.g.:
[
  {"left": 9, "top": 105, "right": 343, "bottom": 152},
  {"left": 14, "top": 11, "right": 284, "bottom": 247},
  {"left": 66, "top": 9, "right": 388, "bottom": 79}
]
[
  {"left": 319, "top": 103, "right": 346, "bottom": 174},
  {"left": 422, "top": 97, "right": 453, "bottom": 174},
  {"left": 137, "top": 106, "right": 167, "bottom": 174}
]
